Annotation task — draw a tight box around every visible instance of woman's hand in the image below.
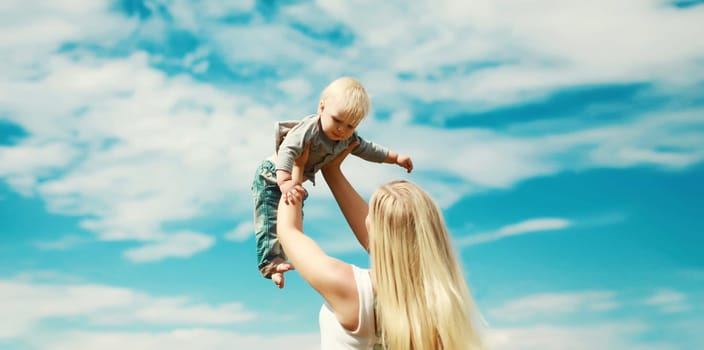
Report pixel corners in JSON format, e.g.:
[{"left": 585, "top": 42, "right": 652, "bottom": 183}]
[{"left": 322, "top": 140, "right": 359, "bottom": 173}]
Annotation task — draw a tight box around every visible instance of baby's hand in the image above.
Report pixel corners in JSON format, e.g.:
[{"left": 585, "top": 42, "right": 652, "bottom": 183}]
[{"left": 397, "top": 154, "right": 413, "bottom": 173}]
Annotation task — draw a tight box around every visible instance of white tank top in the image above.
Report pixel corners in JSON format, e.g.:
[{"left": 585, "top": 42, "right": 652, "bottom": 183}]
[{"left": 318, "top": 265, "right": 382, "bottom": 349}]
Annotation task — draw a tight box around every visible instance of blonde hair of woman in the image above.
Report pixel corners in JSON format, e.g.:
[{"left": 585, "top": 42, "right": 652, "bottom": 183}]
[{"left": 369, "top": 180, "right": 482, "bottom": 349}]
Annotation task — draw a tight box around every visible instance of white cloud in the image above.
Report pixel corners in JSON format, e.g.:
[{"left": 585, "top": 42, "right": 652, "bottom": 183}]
[
  {"left": 91, "top": 297, "right": 254, "bottom": 325},
  {"left": 210, "top": 24, "right": 319, "bottom": 67},
  {"left": 0, "top": 142, "right": 77, "bottom": 174},
  {"left": 223, "top": 221, "right": 253, "bottom": 242},
  {"left": 12, "top": 270, "right": 83, "bottom": 283},
  {"left": 485, "top": 321, "right": 658, "bottom": 350},
  {"left": 643, "top": 289, "right": 690, "bottom": 314},
  {"left": 489, "top": 291, "right": 619, "bottom": 322},
  {"left": 499, "top": 219, "right": 572, "bottom": 236},
  {"left": 33, "top": 234, "right": 89, "bottom": 251},
  {"left": 1, "top": 0, "right": 703, "bottom": 264},
  {"left": 351, "top": 107, "right": 704, "bottom": 206},
  {"left": 316, "top": 0, "right": 704, "bottom": 110},
  {"left": 0, "top": 280, "right": 134, "bottom": 339},
  {"left": 123, "top": 231, "right": 216, "bottom": 262},
  {"left": 0, "top": 52, "right": 276, "bottom": 260},
  {"left": 200, "top": 0, "right": 257, "bottom": 15},
  {"left": 0, "top": 277, "right": 259, "bottom": 340},
  {"left": 167, "top": 0, "right": 257, "bottom": 31},
  {"left": 29, "top": 329, "right": 319, "bottom": 350},
  {"left": 0, "top": 142, "right": 80, "bottom": 195},
  {"left": 482, "top": 289, "right": 691, "bottom": 349},
  {"left": 132, "top": 0, "right": 704, "bottom": 112},
  {"left": 277, "top": 78, "right": 315, "bottom": 100},
  {"left": 570, "top": 109, "right": 704, "bottom": 169},
  {"left": 458, "top": 218, "right": 572, "bottom": 247},
  {"left": 0, "top": 0, "right": 135, "bottom": 79},
  {"left": 4, "top": 55, "right": 700, "bottom": 257}
]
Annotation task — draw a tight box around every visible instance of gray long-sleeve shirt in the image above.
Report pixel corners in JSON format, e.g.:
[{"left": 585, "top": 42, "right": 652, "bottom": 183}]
[{"left": 276, "top": 114, "right": 389, "bottom": 185}]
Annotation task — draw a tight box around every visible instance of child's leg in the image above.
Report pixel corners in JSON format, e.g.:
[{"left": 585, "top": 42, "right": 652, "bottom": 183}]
[{"left": 252, "top": 159, "right": 287, "bottom": 278}]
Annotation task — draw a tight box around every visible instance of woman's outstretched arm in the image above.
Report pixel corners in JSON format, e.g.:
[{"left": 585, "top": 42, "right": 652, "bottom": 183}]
[
  {"left": 276, "top": 142, "right": 360, "bottom": 330},
  {"left": 321, "top": 141, "right": 371, "bottom": 252}
]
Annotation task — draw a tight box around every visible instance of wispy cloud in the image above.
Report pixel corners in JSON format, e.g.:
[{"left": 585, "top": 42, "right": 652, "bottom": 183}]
[
  {"left": 458, "top": 218, "right": 572, "bottom": 247},
  {"left": 642, "top": 289, "right": 690, "bottom": 314},
  {"left": 489, "top": 291, "right": 619, "bottom": 322},
  {"left": 0, "top": 0, "right": 702, "bottom": 266},
  {"left": 33, "top": 234, "right": 89, "bottom": 251},
  {"left": 90, "top": 297, "right": 254, "bottom": 326},
  {"left": 123, "top": 231, "right": 215, "bottom": 263},
  {"left": 1, "top": 53, "right": 271, "bottom": 260},
  {"left": 0, "top": 276, "right": 259, "bottom": 339},
  {"left": 483, "top": 289, "right": 696, "bottom": 349},
  {"left": 316, "top": 0, "right": 704, "bottom": 110},
  {"left": 28, "top": 329, "right": 319, "bottom": 350},
  {"left": 223, "top": 221, "right": 253, "bottom": 242},
  {"left": 485, "top": 321, "right": 654, "bottom": 350}
]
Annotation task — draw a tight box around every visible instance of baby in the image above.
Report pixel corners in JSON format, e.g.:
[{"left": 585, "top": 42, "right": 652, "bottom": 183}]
[{"left": 251, "top": 77, "right": 413, "bottom": 288}]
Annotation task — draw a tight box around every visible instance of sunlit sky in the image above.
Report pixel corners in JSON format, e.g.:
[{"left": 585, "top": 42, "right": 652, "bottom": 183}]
[{"left": 1, "top": 1, "right": 703, "bottom": 349}]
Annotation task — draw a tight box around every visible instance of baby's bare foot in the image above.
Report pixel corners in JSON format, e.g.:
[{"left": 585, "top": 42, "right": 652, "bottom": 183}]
[
  {"left": 271, "top": 263, "right": 294, "bottom": 289},
  {"left": 272, "top": 272, "right": 284, "bottom": 289}
]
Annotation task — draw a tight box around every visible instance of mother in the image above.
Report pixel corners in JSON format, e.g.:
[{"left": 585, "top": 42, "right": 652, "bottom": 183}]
[{"left": 278, "top": 143, "right": 483, "bottom": 350}]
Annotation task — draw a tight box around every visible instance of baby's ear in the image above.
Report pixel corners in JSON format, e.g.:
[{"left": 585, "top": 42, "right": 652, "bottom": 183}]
[{"left": 318, "top": 99, "right": 325, "bottom": 113}]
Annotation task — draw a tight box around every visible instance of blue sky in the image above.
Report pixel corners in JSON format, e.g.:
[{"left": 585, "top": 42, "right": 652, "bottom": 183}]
[{"left": 1, "top": 0, "right": 703, "bottom": 349}]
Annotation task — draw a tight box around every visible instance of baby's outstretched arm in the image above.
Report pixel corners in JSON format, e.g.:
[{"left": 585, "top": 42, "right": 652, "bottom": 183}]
[
  {"left": 385, "top": 150, "right": 413, "bottom": 173},
  {"left": 276, "top": 169, "right": 294, "bottom": 191}
]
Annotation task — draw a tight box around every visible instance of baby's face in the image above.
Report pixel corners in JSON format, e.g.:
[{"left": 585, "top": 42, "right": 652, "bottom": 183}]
[{"left": 319, "top": 98, "right": 358, "bottom": 141}]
